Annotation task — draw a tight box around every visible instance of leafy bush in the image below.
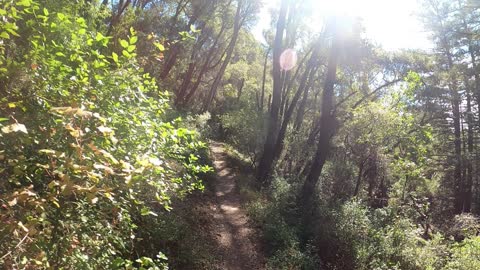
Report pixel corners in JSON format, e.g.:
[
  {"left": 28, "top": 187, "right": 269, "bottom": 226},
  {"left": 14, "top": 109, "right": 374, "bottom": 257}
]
[
  {"left": 247, "top": 177, "right": 320, "bottom": 269},
  {"left": 316, "top": 200, "right": 448, "bottom": 270},
  {"left": 444, "top": 236, "right": 480, "bottom": 270},
  {"left": 266, "top": 243, "right": 319, "bottom": 270},
  {"left": 0, "top": 1, "right": 209, "bottom": 268},
  {"left": 448, "top": 214, "right": 480, "bottom": 240},
  {"left": 220, "top": 106, "right": 265, "bottom": 166}
]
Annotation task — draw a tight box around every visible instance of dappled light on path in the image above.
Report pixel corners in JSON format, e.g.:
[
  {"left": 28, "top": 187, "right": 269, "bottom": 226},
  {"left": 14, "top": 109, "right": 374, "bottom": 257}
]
[{"left": 210, "top": 142, "right": 265, "bottom": 270}]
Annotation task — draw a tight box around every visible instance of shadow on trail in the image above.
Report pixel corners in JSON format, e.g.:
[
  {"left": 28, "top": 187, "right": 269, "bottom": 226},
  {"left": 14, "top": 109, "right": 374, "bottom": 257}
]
[{"left": 209, "top": 142, "right": 265, "bottom": 270}]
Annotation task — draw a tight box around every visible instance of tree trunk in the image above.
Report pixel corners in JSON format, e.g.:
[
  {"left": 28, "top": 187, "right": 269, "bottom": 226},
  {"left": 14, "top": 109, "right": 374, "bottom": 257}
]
[
  {"left": 181, "top": 21, "right": 227, "bottom": 105},
  {"left": 452, "top": 86, "right": 463, "bottom": 213},
  {"left": 174, "top": 32, "right": 210, "bottom": 105},
  {"left": 175, "top": 62, "right": 196, "bottom": 105},
  {"left": 237, "top": 78, "right": 245, "bottom": 100},
  {"left": 160, "top": 6, "right": 200, "bottom": 80},
  {"left": 354, "top": 160, "right": 365, "bottom": 197},
  {"left": 106, "top": 0, "right": 132, "bottom": 36},
  {"left": 444, "top": 48, "right": 464, "bottom": 214},
  {"left": 273, "top": 49, "right": 319, "bottom": 160},
  {"left": 300, "top": 20, "right": 340, "bottom": 213},
  {"left": 260, "top": 47, "right": 271, "bottom": 112},
  {"left": 202, "top": 0, "right": 244, "bottom": 111},
  {"left": 256, "top": 0, "right": 289, "bottom": 184},
  {"left": 465, "top": 82, "right": 474, "bottom": 212}
]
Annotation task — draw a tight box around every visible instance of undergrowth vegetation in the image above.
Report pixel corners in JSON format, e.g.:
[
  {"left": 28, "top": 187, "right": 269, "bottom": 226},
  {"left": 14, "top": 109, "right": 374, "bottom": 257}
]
[
  {"left": 238, "top": 173, "right": 480, "bottom": 270},
  {"left": 0, "top": 0, "right": 211, "bottom": 268}
]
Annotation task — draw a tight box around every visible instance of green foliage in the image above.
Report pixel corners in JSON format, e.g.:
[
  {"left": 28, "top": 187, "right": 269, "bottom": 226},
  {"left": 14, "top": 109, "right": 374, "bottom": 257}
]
[
  {"left": 220, "top": 106, "right": 265, "bottom": 166},
  {"left": 448, "top": 214, "right": 480, "bottom": 240},
  {"left": 266, "top": 243, "right": 318, "bottom": 270},
  {"left": 0, "top": 1, "right": 210, "bottom": 268},
  {"left": 314, "top": 200, "right": 449, "bottom": 270},
  {"left": 247, "top": 177, "right": 320, "bottom": 269},
  {"left": 444, "top": 236, "right": 480, "bottom": 270}
]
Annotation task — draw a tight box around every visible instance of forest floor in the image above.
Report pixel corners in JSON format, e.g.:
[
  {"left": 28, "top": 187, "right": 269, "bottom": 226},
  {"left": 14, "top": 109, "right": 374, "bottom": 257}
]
[{"left": 208, "top": 142, "right": 265, "bottom": 270}]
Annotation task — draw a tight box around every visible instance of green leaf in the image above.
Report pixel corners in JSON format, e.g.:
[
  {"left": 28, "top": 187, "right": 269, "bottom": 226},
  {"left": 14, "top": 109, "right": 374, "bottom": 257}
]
[
  {"left": 95, "top": 32, "right": 104, "bottom": 42},
  {"left": 190, "top": 24, "right": 200, "bottom": 33},
  {"left": 140, "top": 207, "right": 158, "bottom": 216},
  {"left": 17, "top": 0, "right": 31, "bottom": 7},
  {"left": 0, "top": 118, "right": 9, "bottom": 122},
  {"left": 76, "top": 17, "right": 86, "bottom": 25},
  {"left": 154, "top": 42, "right": 165, "bottom": 51},
  {"left": 122, "top": 50, "right": 131, "bottom": 58},
  {"left": 57, "top": 13, "right": 65, "bottom": 20},
  {"left": 157, "top": 252, "right": 168, "bottom": 260},
  {"left": 119, "top": 39, "right": 129, "bottom": 48},
  {"left": 0, "top": 32, "right": 10, "bottom": 39},
  {"left": 6, "top": 28, "right": 20, "bottom": 37},
  {"left": 129, "top": 36, "right": 138, "bottom": 44},
  {"left": 127, "top": 45, "right": 135, "bottom": 53},
  {"left": 43, "top": 8, "right": 49, "bottom": 16},
  {"left": 112, "top": 52, "right": 119, "bottom": 63},
  {"left": 0, "top": 9, "right": 6, "bottom": 16},
  {"left": 52, "top": 200, "right": 60, "bottom": 208},
  {"left": 39, "top": 149, "right": 56, "bottom": 155}
]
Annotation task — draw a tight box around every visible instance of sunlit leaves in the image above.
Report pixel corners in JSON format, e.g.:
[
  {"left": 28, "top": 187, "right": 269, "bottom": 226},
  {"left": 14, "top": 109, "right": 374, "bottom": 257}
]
[
  {"left": 154, "top": 42, "right": 165, "bottom": 51},
  {"left": 141, "top": 206, "right": 158, "bottom": 216},
  {"left": 111, "top": 52, "right": 118, "bottom": 63},
  {"left": 127, "top": 44, "right": 135, "bottom": 53},
  {"left": 50, "top": 107, "right": 93, "bottom": 118},
  {"left": 119, "top": 39, "right": 129, "bottom": 48},
  {"left": 96, "top": 32, "right": 105, "bottom": 41},
  {"left": 0, "top": 3, "right": 209, "bottom": 268},
  {"left": 129, "top": 36, "right": 137, "bottom": 45},
  {"left": 57, "top": 12, "right": 65, "bottom": 20},
  {"left": 1, "top": 123, "right": 28, "bottom": 134}
]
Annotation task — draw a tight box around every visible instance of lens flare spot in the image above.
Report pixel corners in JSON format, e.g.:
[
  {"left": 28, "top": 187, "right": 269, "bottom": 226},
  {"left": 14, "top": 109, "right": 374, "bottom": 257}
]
[{"left": 279, "top": 49, "right": 297, "bottom": 71}]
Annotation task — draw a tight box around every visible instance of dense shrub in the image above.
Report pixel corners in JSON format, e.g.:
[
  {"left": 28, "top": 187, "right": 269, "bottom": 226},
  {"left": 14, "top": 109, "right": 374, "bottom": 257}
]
[
  {"left": 247, "top": 176, "right": 480, "bottom": 270},
  {"left": 444, "top": 236, "right": 480, "bottom": 270},
  {"left": 315, "top": 200, "right": 449, "bottom": 270},
  {"left": 0, "top": 1, "right": 210, "bottom": 268},
  {"left": 247, "top": 177, "right": 320, "bottom": 269},
  {"left": 219, "top": 106, "right": 265, "bottom": 166}
]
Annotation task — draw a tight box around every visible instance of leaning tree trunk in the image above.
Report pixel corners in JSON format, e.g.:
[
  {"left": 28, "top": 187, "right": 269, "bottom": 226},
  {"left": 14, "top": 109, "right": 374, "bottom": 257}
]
[
  {"left": 202, "top": 0, "right": 244, "bottom": 112},
  {"left": 273, "top": 49, "right": 319, "bottom": 160},
  {"left": 181, "top": 22, "right": 228, "bottom": 105},
  {"left": 300, "top": 20, "right": 340, "bottom": 216}
]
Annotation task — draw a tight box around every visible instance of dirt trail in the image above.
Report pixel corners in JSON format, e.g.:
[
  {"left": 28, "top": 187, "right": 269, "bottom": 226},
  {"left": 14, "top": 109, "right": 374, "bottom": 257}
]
[{"left": 209, "top": 142, "right": 265, "bottom": 270}]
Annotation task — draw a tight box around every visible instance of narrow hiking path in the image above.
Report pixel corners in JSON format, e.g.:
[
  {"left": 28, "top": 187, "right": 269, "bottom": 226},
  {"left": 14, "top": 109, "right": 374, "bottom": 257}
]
[{"left": 209, "top": 142, "right": 265, "bottom": 270}]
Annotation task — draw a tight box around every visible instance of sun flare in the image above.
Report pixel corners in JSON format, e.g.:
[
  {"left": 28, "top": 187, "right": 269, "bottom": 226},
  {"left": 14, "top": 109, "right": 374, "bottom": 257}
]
[{"left": 256, "top": 0, "right": 431, "bottom": 51}]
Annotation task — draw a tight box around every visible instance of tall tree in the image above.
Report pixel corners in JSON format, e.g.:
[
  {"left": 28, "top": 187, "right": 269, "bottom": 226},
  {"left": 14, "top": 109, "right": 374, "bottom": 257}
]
[
  {"left": 300, "top": 18, "right": 340, "bottom": 211},
  {"left": 421, "top": 0, "right": 465, "bottom": 213},
  {"left": 256, "top": 0, "right": 289, "bottom": 184}
]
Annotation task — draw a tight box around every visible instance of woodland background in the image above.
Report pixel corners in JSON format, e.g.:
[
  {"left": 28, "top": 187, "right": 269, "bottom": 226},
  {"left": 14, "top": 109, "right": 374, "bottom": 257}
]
[{"left": 2, "top": 0, "right": 480, "bottom": 269}]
